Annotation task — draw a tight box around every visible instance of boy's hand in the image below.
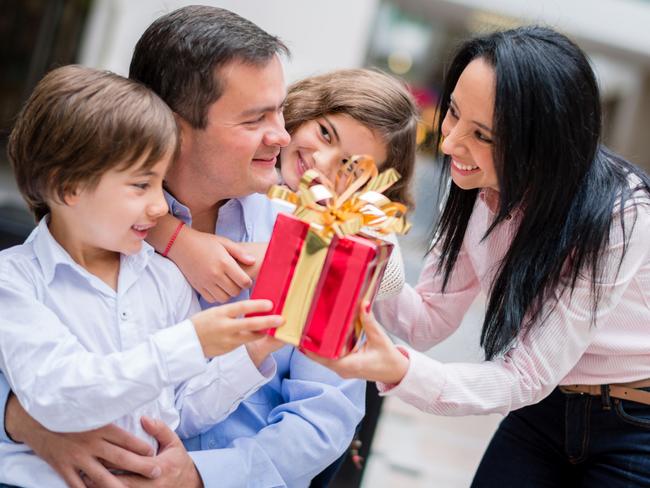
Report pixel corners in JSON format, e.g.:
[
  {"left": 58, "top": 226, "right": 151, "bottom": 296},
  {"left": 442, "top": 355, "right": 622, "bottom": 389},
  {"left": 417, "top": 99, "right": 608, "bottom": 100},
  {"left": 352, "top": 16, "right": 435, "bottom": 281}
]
[
  {"left": 169, "top": 227, "right": 256, "bottom": 303},
  {"left": 5, "top": 394, "right": 159, "bottom": 488},
  {"left": 306, "top": 302, "right": 409, "bottom": 385},
  {"left": 191, "top": 299, "right": 284, "bottom": 358}
]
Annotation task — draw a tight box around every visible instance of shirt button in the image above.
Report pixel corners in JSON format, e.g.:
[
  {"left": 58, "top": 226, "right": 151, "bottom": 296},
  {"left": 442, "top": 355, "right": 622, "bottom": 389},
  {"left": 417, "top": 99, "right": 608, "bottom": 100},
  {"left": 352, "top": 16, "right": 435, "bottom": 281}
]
[
  {"left": 120, "top": 311, "right": 128, "bottom": 321},
  {"left": 208, "top": 439, "right": 217, "bottom": 448}
]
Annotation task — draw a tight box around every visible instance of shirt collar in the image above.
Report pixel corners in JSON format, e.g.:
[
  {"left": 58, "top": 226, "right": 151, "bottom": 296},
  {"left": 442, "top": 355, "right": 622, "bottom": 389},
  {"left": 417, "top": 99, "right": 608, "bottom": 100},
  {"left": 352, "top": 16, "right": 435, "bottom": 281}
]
[
  {"left": 32, "top": 216, "right": 154, "bottom": 286},
  {"left": 163, "top": 188, "right": 268, "bottom": 240}
]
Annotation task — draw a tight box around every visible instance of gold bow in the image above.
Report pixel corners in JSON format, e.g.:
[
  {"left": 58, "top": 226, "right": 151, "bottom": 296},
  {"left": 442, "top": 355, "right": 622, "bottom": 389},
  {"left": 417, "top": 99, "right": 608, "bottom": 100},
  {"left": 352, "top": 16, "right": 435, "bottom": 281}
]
[{"left": 268, "top": 155, "right": 410, "bottom": 242}]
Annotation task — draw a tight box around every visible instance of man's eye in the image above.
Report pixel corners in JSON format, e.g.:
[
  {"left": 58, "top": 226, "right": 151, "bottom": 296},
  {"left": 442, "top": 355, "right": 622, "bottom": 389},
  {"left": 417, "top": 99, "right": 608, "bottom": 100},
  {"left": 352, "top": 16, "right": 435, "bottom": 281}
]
[
  {"left": 319, "top": 123, "right": 331, "bottom": 143},
  {"left": 245, "top": 115, "right": 265, "bottom": 125}
]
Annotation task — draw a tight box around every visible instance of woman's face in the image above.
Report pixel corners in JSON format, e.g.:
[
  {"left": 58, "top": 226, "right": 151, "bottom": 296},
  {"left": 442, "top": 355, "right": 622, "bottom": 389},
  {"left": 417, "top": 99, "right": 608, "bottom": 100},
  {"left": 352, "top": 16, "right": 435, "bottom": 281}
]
[
  {"left": 440, "top": 57, "right": 499, "bottom": 191},
  {"left": 280, "top": 113, "right": 387, "bottom": 191}
]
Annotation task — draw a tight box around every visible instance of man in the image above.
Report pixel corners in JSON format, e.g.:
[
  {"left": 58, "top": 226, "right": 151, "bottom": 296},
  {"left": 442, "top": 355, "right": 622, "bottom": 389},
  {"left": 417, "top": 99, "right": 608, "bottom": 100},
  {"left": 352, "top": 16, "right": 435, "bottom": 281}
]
[{"left": 0, "top": 6, "right": 364, "bottom": 487}]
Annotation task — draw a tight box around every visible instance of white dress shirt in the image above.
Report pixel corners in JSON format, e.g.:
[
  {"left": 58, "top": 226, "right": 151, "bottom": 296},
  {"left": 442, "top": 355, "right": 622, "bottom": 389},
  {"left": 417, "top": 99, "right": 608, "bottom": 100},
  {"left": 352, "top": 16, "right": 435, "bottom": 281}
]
[{"left": 0, "top": 218, "right": 275, "bottom": 488}]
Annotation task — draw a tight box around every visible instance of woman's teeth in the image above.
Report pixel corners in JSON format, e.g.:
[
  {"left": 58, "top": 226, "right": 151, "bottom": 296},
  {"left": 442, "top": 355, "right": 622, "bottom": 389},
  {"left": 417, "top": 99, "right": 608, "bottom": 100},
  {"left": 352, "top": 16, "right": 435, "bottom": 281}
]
[{"left": 453, "top": 160, "right": 479, "bottom": 171}]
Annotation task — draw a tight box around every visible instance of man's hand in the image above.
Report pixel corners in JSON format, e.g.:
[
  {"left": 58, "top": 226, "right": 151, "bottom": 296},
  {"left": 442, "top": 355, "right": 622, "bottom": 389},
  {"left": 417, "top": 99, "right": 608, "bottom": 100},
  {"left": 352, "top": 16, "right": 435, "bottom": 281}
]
[
  {"left": 117, "top": 417, "right": 203, "bottom": 488},
  {"left": 5, "top": 394, "right": 160, "bottom": 488},
  {"left": 169, "top": 227, "right": 256, "bottom": 303}
]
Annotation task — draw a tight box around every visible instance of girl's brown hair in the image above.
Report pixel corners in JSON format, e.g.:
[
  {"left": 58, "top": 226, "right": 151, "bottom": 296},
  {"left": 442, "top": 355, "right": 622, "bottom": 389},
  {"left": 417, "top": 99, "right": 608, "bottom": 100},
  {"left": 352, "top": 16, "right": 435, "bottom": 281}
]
[
  {"left": 7, "top": 65, "right": 178, "bottom": 221},
  {"left": 283, "top": 69, "right": 419, "bottom": 209}
]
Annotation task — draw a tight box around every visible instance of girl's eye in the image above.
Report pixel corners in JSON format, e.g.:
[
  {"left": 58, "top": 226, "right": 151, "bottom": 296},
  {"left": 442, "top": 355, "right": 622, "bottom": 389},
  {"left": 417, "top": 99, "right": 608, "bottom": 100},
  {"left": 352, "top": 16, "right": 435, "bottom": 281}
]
[
  {"left": 319, "top": 123, "right": 331, "bottom": 143},
  {"left": 475, "top": 131, "right": 493, "bottom": 144}
]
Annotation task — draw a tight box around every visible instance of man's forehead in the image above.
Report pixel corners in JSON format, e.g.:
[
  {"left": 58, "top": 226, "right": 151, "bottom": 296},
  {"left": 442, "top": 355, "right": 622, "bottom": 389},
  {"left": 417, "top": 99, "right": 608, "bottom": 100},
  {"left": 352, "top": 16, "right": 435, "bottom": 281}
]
[{"left": 213, "top": 57, "right": 286, "bottom": 115}]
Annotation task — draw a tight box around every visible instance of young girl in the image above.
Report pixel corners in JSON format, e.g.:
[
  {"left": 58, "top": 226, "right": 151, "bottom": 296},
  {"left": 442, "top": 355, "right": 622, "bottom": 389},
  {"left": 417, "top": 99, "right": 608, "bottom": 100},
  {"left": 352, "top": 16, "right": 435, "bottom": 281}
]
[
  {"left": 151, "top": 68, "right": 419, "bottom": 302},
  {"left": 314, "top": 26, "right": 650, "bottom": 486}
]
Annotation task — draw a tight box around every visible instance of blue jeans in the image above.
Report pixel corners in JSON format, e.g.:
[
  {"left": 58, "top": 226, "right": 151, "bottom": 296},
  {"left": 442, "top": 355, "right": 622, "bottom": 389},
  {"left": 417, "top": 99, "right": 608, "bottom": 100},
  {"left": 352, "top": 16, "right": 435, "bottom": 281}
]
[{"left": 472, "top": 386, "right": 650, "bottom": 487}]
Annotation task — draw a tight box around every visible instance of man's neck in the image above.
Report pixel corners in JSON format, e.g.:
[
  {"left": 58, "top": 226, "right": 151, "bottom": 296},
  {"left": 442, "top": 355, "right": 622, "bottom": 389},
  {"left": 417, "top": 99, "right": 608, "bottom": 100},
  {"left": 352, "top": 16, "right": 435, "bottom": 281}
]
[{"left": 164, "top": 180, "right": 228, "bottom": 234}]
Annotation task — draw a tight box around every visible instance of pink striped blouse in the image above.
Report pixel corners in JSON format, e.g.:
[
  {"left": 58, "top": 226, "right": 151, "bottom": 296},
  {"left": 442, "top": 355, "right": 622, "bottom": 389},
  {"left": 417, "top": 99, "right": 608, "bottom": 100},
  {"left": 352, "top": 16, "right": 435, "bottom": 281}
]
[{"left": 375, "top": 183, "right": 650, "bottom": 416}]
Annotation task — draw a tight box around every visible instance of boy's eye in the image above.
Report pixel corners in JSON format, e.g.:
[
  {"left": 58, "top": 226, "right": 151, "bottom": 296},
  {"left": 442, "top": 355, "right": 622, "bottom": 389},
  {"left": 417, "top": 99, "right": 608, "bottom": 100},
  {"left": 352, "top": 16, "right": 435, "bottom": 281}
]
[
  {"left": 132, "top": 182, "right": 149, "bottom": 190},
  {"left": 318, "top": 123, "right": 331, "bottom": 143}
]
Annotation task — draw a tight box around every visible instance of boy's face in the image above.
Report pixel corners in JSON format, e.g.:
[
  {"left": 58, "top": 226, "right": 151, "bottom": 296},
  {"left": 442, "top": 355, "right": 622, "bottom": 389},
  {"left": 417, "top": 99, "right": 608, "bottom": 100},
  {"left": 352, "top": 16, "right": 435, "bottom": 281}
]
[
  {"left": 174, "top": 55, "right": 291, "bottom": 201},
  {"left": 68, "top": 152, "right": 171, "bottom": 256}
]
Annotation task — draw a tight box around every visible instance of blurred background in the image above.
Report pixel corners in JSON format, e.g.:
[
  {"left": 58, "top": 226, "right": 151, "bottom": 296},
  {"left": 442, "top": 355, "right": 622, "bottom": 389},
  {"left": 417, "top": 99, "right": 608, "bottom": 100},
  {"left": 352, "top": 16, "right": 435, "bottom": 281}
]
[{"left": 2, "top": 1, "right": 650, "bottom": 486}]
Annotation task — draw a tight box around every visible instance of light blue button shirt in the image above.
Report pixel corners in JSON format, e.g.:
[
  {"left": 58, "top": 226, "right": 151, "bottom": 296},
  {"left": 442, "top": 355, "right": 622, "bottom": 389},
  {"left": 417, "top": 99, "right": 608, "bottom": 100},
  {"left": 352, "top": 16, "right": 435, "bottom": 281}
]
[{"left": 165, "top": 192, "right": 366, "bottom": 488}]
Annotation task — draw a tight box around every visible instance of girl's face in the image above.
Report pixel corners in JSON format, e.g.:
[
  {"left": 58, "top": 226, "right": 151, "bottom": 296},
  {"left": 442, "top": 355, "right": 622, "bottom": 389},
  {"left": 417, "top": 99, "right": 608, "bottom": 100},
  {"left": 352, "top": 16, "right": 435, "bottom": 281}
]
[
  {"left": 440, "top": 57, "right": 499, "bottom": 191},
  {"left": 280, "top": 113, "right": 387, "bottom": 191}
]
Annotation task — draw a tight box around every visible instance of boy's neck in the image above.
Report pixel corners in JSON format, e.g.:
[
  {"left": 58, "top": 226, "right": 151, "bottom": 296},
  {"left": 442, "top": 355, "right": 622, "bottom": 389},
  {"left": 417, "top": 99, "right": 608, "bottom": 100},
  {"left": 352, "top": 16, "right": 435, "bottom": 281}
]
[{"left": 48, "top": 213, "right": 121, "bottom": 291}]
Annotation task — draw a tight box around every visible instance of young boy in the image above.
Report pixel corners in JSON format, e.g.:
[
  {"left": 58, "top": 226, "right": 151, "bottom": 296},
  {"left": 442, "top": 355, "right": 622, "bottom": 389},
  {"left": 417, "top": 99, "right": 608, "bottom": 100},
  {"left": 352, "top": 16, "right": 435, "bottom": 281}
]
[{"left": 0, "top": 65, "right": 283, "bottom": 487}]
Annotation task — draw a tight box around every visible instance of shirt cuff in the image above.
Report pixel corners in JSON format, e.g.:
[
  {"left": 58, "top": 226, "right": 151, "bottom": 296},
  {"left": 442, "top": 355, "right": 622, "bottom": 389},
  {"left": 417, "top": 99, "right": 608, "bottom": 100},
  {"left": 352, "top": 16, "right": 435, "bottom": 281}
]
[
  {"left": 152, "top": 319, "right": 207, "bottom": 385},
  {"left": 216, "top": 346, "right": 276, "bottom": 392},
  {"left": 376, "top": 346, "right": 445, "bottom": 412},
  {"left": 0, "top": 375, "right": 14, "bottom": 443}
]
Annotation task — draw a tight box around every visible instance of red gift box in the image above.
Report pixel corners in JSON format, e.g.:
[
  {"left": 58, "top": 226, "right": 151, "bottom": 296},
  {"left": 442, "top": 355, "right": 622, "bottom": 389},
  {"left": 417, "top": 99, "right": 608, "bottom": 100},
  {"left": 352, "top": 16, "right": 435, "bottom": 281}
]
[{"left": 250, "top": 212, "right": 393, "bottom": 359}]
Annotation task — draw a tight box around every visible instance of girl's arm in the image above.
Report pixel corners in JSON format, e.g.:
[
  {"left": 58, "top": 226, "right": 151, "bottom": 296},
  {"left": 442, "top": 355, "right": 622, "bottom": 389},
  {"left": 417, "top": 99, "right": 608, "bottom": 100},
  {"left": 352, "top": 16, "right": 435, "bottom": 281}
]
[{"left": 146, "top": 213, "right": 256, "bottom": 303}]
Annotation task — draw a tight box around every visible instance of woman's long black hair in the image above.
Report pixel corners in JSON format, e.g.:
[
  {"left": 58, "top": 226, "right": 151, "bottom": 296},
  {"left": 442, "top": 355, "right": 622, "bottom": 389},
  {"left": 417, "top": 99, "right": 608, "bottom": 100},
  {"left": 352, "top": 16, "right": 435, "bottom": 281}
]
[{"left": 432, "top": 26, "right": 650, "bottom": 360}]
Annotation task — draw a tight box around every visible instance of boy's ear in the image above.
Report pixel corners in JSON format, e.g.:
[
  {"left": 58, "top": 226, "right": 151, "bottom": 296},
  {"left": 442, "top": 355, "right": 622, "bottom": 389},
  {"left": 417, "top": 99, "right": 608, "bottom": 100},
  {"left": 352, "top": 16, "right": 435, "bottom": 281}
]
[{"left": 62, "top": 187, "right": 81, "bottom": 206}]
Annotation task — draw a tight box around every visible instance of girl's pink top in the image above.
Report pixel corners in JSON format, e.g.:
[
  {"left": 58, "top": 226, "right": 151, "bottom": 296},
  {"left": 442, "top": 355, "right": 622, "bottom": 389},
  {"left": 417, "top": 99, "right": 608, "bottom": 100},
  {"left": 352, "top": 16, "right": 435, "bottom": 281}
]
[{"left": 375, "top": 182, "right": 650, "bottom": 415}]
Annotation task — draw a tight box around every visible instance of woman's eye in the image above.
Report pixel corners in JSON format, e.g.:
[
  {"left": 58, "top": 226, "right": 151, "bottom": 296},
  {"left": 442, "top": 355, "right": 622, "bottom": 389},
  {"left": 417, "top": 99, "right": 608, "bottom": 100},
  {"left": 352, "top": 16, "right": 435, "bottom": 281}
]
[
  {"left": 448, "top": 106, "right": 459, "bottom": 119},
  {"left": 319, "top": 123, "right": 331, "bottom": 143},
  {"left": 475, "top": 131, "right": 493, "bottom": 144}
]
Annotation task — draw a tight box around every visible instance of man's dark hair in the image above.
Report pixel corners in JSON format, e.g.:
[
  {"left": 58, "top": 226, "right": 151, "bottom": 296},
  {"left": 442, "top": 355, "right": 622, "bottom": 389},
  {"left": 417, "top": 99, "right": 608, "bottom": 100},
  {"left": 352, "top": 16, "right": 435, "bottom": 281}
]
[{"left": 129, "top": 5, "right": 289, "bottom": 129}]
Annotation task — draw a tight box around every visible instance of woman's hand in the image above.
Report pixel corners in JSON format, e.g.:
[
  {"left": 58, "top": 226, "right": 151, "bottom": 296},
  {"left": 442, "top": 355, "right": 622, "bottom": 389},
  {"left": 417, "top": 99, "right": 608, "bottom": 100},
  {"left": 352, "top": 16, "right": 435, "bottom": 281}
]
[
  {"left": 169, "top": 226, "right": 257, "bottom": 303},
  {"left": 307, "top": 302, "right": 410, "bottom": 385}
]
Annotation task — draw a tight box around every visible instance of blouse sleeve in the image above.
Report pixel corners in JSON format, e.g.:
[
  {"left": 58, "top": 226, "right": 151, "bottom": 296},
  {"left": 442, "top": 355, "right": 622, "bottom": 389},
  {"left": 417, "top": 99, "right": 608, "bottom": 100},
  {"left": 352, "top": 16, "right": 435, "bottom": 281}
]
[
  {"left": 374, "top": 239, "right": 481, "bottom": 350},
  {"left": 379, "top": 201, "right": 650, "bottom": 416}
]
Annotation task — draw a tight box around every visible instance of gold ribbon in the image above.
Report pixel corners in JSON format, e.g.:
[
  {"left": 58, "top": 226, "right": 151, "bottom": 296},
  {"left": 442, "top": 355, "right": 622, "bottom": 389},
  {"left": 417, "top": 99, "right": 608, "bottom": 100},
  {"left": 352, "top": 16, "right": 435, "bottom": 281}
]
[{"left": 267, "top": 154, "right": 411, "bottom": 239}]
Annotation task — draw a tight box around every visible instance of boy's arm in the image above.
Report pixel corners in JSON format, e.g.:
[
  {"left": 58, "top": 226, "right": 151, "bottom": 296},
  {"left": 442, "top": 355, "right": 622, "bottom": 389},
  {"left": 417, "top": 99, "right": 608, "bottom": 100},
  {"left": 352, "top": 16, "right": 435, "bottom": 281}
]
[
  {"left": 146, "top": 213, "right": 256, "bottom": 303},
  {"left": 188, "top": 349, "right": 366, "bottom": 487},
  {"left": 0, "top": 281, "right": 207, "bottom": 432}
]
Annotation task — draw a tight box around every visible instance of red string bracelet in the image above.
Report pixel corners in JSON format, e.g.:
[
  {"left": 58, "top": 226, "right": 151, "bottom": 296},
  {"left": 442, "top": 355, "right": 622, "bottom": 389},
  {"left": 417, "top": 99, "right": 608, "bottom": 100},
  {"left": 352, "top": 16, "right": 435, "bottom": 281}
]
[{"left": 162, "top": 221, "right": 185, "bottom": 257}]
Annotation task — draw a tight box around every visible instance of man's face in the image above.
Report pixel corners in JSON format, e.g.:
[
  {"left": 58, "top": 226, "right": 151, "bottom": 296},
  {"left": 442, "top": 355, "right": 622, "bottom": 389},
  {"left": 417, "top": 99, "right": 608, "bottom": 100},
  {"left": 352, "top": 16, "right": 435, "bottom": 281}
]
[{"left": 176, "top": 55, "right": 290, "bottom": 201}]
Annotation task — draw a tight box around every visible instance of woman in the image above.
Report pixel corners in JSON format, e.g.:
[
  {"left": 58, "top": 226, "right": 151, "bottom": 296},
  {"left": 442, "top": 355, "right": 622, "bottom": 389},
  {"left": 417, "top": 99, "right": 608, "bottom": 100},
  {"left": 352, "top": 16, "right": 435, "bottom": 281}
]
[{"left": 315, "top": 26, "right": 650, "bottom": 486}]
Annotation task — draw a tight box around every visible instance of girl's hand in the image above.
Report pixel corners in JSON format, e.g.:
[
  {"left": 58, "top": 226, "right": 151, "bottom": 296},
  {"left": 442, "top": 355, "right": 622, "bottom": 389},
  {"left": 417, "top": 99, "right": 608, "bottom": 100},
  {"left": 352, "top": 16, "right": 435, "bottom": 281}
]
[
  {"left": 307, "top": 302, "right": 409, "bottom": 385},
  {"left": 169, "top": 226, "right": 257, "bottom": 303},
  {"left": 239, "top": 242, "right": 269, "bottom": 281},
  {"left": 191, "top": 299, "right": 284, "bottom": 358}
]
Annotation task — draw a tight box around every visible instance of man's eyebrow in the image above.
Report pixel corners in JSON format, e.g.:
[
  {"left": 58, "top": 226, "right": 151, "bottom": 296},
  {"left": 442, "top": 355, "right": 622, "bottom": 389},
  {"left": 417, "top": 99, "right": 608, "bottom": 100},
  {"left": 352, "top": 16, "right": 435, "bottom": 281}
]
[{"left": 321, "top": 115, "right": 340, "bottom": 142}]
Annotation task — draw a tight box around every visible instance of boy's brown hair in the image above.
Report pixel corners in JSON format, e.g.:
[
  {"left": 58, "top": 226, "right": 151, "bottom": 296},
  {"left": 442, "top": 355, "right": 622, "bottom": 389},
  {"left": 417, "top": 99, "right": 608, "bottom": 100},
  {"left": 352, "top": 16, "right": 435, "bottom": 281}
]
[
  {"left": 7, "top": 65, "right": 178, "bottom": 221},
  {"left": 283, "top": 69, "right": 419, "bottom": 209}
]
